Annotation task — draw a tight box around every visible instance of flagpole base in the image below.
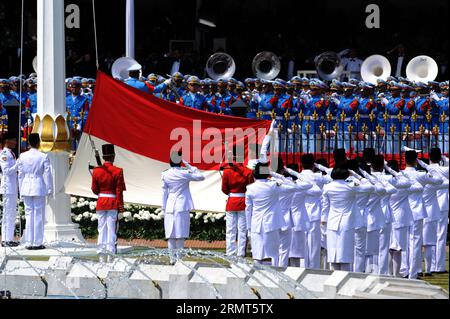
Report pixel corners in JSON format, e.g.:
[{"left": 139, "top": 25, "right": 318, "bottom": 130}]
[{"left": 44, "top": 223, "right": 85, "bottom": 244}]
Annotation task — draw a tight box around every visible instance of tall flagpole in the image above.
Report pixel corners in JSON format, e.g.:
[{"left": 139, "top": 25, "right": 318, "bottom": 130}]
[
  {"left": 37, "top": 0, "right": 84, "bottom": 243},
  {"left": 125, "top": 0, "right": 135, "bottom": 58}
]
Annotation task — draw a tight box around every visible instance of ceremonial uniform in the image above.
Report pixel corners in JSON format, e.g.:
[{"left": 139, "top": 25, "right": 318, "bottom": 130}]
[
  {"left": 337, "top": 92, "right": 359, "bottom": 150},
  {"left": 427, "top": 162, "right": 449, "bottom": 273},
  {"left": 245, "top": 178, "right": 296, "bottom": 266},
  {"left": 221, "top": 162, "right": 254, "bottom": 257},
  {"left": 322, "top": 179, "right": 374, "bottom": 270},
  {"left": 17, "top": 148, "right": 53, "bottom": 248},
  {"left": 298, "top": 169, "right": 331, "bottom": 269},
  {"left": 162, "top": 163, "right": 205, "bottom": 260},
  {"left": 180, "top": 92, "right": 208, "bottom": 111},
  {"left": 0, "top": 146, "right": 18, "bottom": 244},
  {"left": 374, "top": 172, "right": 411, "bottom": 275},
  {"left": 91, "top": 159, "right": 126, "bottom": 255},
  {"left": 402, "top": 167, "right": 443, "bottom": 278}
]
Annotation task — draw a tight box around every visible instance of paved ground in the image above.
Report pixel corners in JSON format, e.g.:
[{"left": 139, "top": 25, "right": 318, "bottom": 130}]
[{"left": 86, "top": 238, "right": 227, "bottom": 249}]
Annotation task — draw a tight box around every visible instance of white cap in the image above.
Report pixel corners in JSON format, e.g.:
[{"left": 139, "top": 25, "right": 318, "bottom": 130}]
[{"left": 128, "top": 63, "right": 142, "bottom": 72}]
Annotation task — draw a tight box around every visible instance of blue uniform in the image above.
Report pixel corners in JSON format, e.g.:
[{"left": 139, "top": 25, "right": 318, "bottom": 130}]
[
  {"left": 66, "top": 94, "right": 90, "bottom": 130},
  {"left": 26, "top": 93, "right": 38, "bottom": 114},
  {"left": 215, "top": 92, "right": 234, "bottom": 115},
  {"left": 180, "top": 92, "right": 208, "bottom": 111},
  {"left": 124, "top": 78, "right": 152, "bottom": 94},
  {"left": 164, "top": 86, "right": 186, "bottom": 103},
  {"left": 258, "top": 93, "right": 275, "bottom": 120}
]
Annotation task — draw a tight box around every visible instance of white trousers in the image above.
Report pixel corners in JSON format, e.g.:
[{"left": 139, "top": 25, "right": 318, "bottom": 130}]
[
  {"left": 97, "top": 210, "right": 118, "bottom": 254},
  {"left": 1, "top": 194, "right": 18, "bottom": 242},
  {"left": 23, "top": 196, "right": 45, "bottom": 247},
  {"left": 168, "top": 238, "right": 185, "bottom": 260},
  {"left": 225, "top": 211, "right": 247, "bottom": 257},
  {"left": 306, "top": 220, "right": 321, "bottom": 269},
  {"left": 279, "top": 228, "right": 292, "bottom": 267},
  {"left": 354, "top": 227, "right": 367, "bottom": 273},
  {"left": 408, "top": 219, "right": 424, "bottom": 279},
  {"left": 432, "top": 210, "right": 448, "bottom": 272},
  {"left": 378, "top": 223, "right": 392, "bottom": 275}
]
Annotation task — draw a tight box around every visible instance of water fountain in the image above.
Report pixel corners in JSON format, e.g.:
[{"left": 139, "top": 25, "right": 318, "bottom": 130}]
[{"left": 1, "top": 242, "right": 448, "bottom": 299}]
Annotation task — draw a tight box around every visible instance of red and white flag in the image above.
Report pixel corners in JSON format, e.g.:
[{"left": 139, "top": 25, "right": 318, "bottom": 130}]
[{"left": 65, "top": 71, "right": 270, "bottom": 212}]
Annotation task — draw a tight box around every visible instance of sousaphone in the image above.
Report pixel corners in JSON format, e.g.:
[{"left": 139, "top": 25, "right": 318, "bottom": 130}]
[
  {"left": 361, "top": 54, "right": 391, "bottom": 84},
  {"left": 206, "top": 53, "right": 236, "bottom": 80},
  {"left": 252, "top": 51, "right": 281, "bottom": 80},
  {"left": 111, "top": 57, "right": 141, "bottom": 81},
  {"left": 406, "top": 55, "right": 438, "bottom": 82}
]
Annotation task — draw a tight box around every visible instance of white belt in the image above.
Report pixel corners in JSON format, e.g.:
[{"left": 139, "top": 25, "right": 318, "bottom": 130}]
[
  {"left": 98, "top": 193, "right": 116, "bottom": 198},
  {"left": 276, "top": 116, "right": 297, "bottom": 120},
  {"left": 359, "top": 115, "right": 370, "bottom": 119},
  {"left": 261, "top": 111, "right": 272, "bottom": 115},
  {"left": 229, "top": 193, "right": 245, "bottom": 198}
]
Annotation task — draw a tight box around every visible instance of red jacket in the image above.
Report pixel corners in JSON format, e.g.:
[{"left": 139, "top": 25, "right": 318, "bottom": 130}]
[
  {"left": 91, "top": 162, "right": 126, "bottom": 211},
  {"left": 221, "top": 163, "right": 254, "bottom": 212}
]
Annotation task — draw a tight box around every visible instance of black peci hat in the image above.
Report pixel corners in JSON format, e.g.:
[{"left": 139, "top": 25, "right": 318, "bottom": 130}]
[
  {"left": 429, "top": 148, "right": 442, "bottom": 163},
  {"left": 405, "top": 150, "right": 417, "bottom": 164},
  {"left": 102, "top": 144, "right": 115, "bottom": 156}
]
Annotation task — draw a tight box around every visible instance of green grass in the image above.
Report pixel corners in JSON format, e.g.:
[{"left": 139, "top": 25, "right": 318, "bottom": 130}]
[{"left": 422, "top": 252, "right": 449, "bottom": 292}]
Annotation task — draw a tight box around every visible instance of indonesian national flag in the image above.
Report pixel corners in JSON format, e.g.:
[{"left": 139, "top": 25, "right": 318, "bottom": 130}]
[{"left": 65, "top": 71, "right": 270, "bottom": 212}]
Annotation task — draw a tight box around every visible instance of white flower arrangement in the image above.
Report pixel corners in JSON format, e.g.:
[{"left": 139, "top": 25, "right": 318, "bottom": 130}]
[{"left": 3, "top": 196, "right": 224, "bottom": 225}]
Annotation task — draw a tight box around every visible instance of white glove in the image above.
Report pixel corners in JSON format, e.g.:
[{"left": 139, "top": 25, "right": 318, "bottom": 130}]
[
  {"left": 164, "top": 79, "right": 171, "bottom": 85},
  {"left": 348, "top": 169, "right": 362, "bottom": 180}
]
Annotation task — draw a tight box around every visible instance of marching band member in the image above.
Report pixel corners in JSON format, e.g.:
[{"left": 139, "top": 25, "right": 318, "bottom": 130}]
[
  {"left": 179, "top": 76, "right": 208, "bottom": 111},
  {"left": 161, "top": 151, "right": 205, "bottom": 264}
]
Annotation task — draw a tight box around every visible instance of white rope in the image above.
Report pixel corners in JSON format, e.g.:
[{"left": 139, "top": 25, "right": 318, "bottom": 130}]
[
  {"left": 92, "top": 0, "right": 99, "bottom": 70},
  {"left": 17, "top": 0, "right": 25, "bottom": 156}
]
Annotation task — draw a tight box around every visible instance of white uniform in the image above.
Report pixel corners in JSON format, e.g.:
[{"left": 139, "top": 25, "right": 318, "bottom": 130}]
[
  {"left": 289, "top": 179, "right": 317, "bottom": 263},
  {"left": 0, "top": 147, "right": 19, "bottom": 243},
  {"left": 374, "top": 173, "right": 411, "bottom": 275},
  {"left": 298, "top": 169, "right": 331, "bottom": 269},
  {"left": 402, "top": 167, "right": 443, "bottom": 278},
  {"left": 428, "top": 163, "right": 449, "bottom": 272},
  {"left": 161, "top": 166, "right": 205, "bottom": 239},
  {"left": 363, "top": 176, "right": 387, "bottom": 273},
  {"left": 348, "top": 176, "right": 370, "bottom": 273},
  {"left": 322, "top": 179, "right": 374, "bottom": 270},
  {"left": 245, "top": 179, "right": 296, "bottom": 266},
  {"left": 270, "top": 174, "right": 295, "bottom": 268},
  {"left": 17, "top": 148, "right": 53, "bottom": 247}
]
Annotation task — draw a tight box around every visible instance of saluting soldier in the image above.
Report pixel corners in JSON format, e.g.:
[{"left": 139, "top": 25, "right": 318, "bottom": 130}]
[
  {"left": 91, "top": 144, "right": 126, "bottom": 263},
  {"left": 402, "top": 150, "right": 443, "bottom": 279},
  {"left": 161, "top": 151, "right": 205, "bottom": 264},
  {"left": 0, "top": 132, "right": 19, "bottom": 247}
]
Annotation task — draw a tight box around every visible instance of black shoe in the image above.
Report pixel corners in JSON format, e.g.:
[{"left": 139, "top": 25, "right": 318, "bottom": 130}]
[
  {"left": 7, "top": 241, "right": 19, "bottom": 247},
  {"left": 34, "top": 245, "right": 46, "bottom": 250},
  {"left": 424, "top": 272, "right": 433, "bottom": 277},
  {"left": 1, "top": 242, "right": 6, "bottom": 247},
  {"left": 417, "top": 272, "right": 424, "bottom": 277},
  {"left": 25, "top": 246, "right": 34, "bottom": 250}
]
